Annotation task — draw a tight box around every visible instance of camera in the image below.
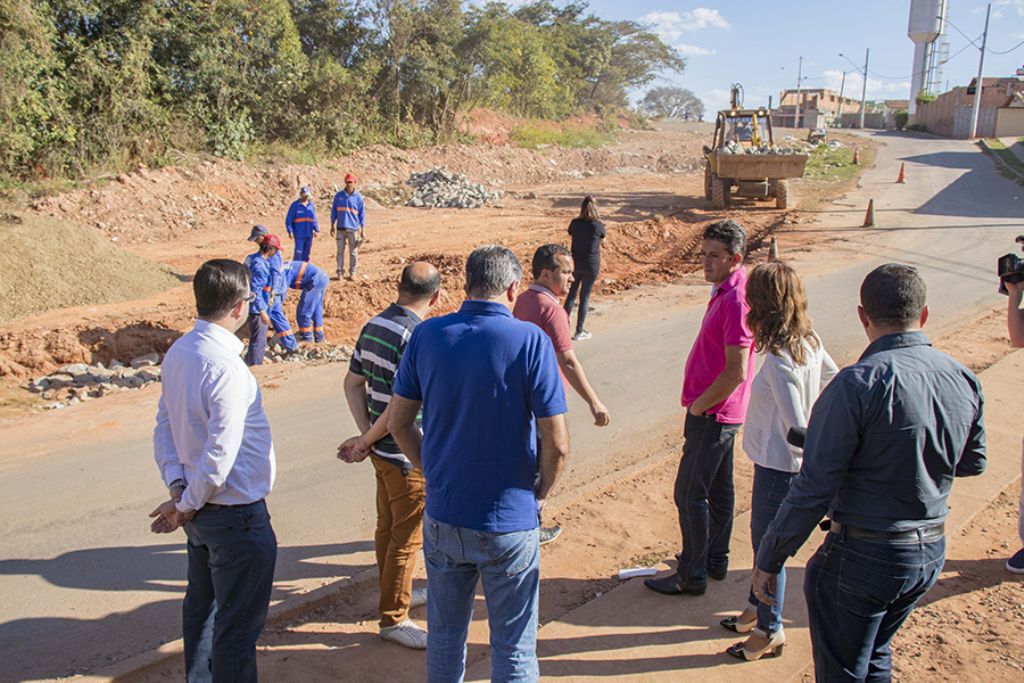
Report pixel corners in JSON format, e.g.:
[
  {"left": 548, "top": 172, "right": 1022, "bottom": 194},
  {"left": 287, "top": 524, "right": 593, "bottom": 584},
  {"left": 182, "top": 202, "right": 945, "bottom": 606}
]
[{"left": 998, "top": 235, "right": 1024, "bottom": 295}]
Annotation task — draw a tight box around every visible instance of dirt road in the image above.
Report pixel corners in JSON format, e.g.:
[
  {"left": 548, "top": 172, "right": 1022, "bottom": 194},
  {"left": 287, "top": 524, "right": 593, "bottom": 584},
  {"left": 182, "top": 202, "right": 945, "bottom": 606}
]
[{"left": 0, "top": 128, "right": 1020, "bottom": 681}]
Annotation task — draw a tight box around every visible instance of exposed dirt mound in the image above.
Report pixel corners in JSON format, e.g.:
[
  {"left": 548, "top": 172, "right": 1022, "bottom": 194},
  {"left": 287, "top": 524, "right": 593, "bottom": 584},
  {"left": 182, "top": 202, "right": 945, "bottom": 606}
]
[{"left": 0, "top": 214, "right": 180, "bottom": 323}]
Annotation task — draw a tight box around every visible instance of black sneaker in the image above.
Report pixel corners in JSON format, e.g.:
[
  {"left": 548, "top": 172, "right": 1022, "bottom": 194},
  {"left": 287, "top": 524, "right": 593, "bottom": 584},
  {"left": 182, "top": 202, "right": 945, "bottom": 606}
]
[
  {"left": 539, "top": 525, "right": 562, "bottom": 546},
  {"left": 708, "top": 566, "right": 728, "bottom": 581},
  {"left": 643, "top": 574, "right": 707, "bottom": 596}
]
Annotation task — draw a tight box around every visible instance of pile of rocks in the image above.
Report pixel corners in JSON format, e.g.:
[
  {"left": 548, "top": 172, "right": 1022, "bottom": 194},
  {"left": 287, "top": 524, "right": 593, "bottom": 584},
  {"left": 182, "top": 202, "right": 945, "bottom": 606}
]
[
  {"left": 406, "top": 168, "right": 501, "bottom": 209},
  {"left": 29, "top": 353, "right": 163, "bottom": 410},
  {"left": 720, "top": 141, "right": 804, "bottom": 156},
  {"left": 261, "top": 344, "right": 354, "bottom": 365}
]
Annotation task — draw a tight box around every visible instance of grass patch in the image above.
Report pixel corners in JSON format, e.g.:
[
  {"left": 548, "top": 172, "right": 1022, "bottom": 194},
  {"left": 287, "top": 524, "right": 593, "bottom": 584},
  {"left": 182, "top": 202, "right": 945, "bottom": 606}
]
[
  {"left": 511, "top": 125, "right": 615, "bottom": 150},
  {"left": 984, "top": 138, "right": 1024, "bottom": 177},
  {"left": 803, "top": 144, "right": 862, "bottom": 182}
]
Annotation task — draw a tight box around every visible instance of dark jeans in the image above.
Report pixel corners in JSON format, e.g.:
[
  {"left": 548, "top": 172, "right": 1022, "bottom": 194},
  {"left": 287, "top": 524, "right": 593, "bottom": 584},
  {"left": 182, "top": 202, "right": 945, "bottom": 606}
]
[
  {"left": 674, "top": 412, "right": 739, "bottom": 584},
  {"left": 805, "top": 531, "right": 945, "bottom": 682},
  {"left": 245, "top": 313, "right": 267, "bottom": 366},
  {"left": 183, "top": 500, "right": 277, "bottom": 683},
  {"left": 748, "top": 464, "right": 798, "bottom": 633},
  {"left": 564, "top": 270, "right": 597, "bottom": 334}
]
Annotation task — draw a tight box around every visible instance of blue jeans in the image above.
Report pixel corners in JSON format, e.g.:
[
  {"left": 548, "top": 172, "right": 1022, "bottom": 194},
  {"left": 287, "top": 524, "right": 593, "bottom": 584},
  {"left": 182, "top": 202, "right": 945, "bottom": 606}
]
[
  {"left": 747, "top": 464, "right": 797, "bottom": 633},
  {"left": 182, "top": 500, "right": 277, "bottom": 683},
  {"left": 805, "top": 531, "right": 945, "bottom": 682},
  {"left": 423, "top": 514, "right": 540, "bottom": 683},
  {"left": 245, "top": 313, "right": 268, "bottom": 366},
  {"left": 674, "top": 413, "right": 739, "bottom": 584}
]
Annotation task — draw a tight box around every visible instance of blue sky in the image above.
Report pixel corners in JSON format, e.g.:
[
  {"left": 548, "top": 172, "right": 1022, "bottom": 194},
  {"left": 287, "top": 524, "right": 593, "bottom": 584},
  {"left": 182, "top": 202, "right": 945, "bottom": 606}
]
[{"left": 577, "top": 1, "right": 1024, "bottom": 112}]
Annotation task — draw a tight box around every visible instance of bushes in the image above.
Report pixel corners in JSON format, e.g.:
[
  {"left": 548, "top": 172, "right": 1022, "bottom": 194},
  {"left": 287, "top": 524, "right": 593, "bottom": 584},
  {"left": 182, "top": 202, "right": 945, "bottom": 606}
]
[
  {"left": 894, "top": 110, "right": 909, "bottom": 131},
  {"left": 1, "top": 0, "right": 683, "bottom": 181}
]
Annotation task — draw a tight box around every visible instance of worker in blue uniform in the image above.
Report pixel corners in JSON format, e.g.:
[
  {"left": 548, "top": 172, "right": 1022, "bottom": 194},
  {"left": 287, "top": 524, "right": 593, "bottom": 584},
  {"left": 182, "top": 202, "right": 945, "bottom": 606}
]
[
  {"left": 246, "top": 225, "right": 298, "bottom": 353},
  {"left": 285, "top": 185, "right": 319, "bottom": 262},
  {"left": 243, "top": 235, "right": 280, "bottom": 365},
  {"left": 284, "top": 259, "right": 329, "bottom": 342},
  {"left": 330, "top": 173, "right": 366, "bottom": 280}
]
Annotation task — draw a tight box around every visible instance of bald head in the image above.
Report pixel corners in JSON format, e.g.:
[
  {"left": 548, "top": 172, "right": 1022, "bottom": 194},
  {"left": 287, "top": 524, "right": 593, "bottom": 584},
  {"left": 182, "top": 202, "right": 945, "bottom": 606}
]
[{"left": 398, "top": 262, "right": 441, "bottom": 304}]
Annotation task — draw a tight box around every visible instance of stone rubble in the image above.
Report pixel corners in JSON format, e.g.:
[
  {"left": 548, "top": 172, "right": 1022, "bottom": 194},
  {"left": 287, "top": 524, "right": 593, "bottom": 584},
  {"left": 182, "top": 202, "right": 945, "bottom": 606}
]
[
  {"left": 30, "top": 345, "right": 354, "bottom": 409},
  {"left": 29, "top": 353, "right": 166, "bottom": 409},
  {"left": 261, "top": 344, "right": 354, "bottom": 365},
  {"left": 405, "top": 168, "right": 501, "bottom": 209}
]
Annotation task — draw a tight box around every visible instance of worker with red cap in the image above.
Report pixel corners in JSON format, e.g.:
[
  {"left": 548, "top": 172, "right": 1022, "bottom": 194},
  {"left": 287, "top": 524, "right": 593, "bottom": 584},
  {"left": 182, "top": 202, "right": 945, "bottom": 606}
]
[
  {"left": 330, "top": 173, "right": 366, "bottom": 280},
  {"left": 286, "top": 186, "right": 319, "bottom": 262},
  {"left": 283, "top": 259, "right": 329, "bottom": 342},
  {"left": 244, "top": 234, "right": 282, "bottom": 365},
  {"left": 245, "top": 225, "right": 299, "bottom": 355}
]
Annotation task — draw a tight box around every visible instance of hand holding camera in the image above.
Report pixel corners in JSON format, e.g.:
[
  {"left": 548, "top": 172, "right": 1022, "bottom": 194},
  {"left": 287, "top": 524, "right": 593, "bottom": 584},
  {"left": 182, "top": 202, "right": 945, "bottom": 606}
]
[{"left": 997, "top": 235, "right": 1024, "bottom": 296}]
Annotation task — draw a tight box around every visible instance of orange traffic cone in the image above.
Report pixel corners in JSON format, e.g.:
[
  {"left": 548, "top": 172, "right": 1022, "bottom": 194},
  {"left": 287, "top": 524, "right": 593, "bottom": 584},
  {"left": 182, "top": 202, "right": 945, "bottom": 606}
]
[
  {"left": 896, "top": 162, "right": 906, "bottom": 183},
  {"left": 852, "top": 148, "right": 860, "bottom": 165},
  {"left": 863, "top": 199, "right": 876, "bottom": 227}
]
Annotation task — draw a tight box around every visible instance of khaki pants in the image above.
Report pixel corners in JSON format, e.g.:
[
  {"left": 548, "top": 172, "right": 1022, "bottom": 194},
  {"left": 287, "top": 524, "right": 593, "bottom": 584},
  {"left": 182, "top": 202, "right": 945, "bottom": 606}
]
[
  {"left": 372, "top": 455, "right": 425, "bottom": 627},
  {"left": 336, "top": 230, "right": 360, "bottom": 276}
]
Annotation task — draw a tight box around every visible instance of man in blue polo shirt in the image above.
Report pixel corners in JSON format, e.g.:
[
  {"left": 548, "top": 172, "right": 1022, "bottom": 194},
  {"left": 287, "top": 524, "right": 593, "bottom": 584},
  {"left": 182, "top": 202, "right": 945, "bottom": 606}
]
[{"left": 388, "top": 245, "right": 570, "bottom": 683}]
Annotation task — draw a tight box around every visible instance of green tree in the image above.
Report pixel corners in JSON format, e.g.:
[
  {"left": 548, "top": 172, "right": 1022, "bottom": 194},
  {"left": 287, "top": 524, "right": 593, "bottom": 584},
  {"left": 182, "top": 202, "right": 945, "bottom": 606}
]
[{"left": 641, "top": 86, "right": 704, "bottom": 120}]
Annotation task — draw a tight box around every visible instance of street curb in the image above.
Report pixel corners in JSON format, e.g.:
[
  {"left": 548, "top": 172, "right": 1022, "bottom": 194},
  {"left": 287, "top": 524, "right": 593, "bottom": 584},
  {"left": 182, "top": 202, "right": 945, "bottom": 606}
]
[
  {"left": 978, "top": 139, "right": 1024, "bottom": 186},
  {"left": 74, "top": 565, "right": 382, "bottom": 682}
]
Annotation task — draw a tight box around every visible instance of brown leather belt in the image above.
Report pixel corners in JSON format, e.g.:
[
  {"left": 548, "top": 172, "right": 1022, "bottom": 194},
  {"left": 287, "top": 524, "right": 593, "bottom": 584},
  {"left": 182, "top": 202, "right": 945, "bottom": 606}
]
[{"left": 831, "top": 521, "right": 944, "bottom": 544}]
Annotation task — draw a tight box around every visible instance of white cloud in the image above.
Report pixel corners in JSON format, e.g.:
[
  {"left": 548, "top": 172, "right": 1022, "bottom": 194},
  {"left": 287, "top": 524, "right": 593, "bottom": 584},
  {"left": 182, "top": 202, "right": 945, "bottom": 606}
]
[
  {"left": 674, "top": 43, "right": 717, "bottom": 57},
  {"left": 975, "top": 1, "right": 1024, "bottom": 18},
  {"left": 641, "top": 8, "right": 731, "bottom": 43},
  {"left": 702, "top": 88, "right": 732, "bottom": 114},
  {"left": 822, "top": 69, "right": 912, "bottom": 101}
]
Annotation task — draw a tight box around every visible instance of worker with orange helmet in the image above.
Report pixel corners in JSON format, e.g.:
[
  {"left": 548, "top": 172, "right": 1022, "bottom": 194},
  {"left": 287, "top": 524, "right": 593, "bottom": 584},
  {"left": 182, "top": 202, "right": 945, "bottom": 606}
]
[{"left": 330, "top": 173, "right": 366, "bottom": 280}]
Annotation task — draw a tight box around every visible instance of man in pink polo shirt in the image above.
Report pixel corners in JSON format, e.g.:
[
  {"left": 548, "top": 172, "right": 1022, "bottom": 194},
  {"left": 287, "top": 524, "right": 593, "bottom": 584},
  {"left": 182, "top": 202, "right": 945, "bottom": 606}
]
[
  {"left": 646, "top": 220, "right": 756, "bottom": 596},
  {"left": 514, "top": 244, "right": 611, "bottom": 545}
]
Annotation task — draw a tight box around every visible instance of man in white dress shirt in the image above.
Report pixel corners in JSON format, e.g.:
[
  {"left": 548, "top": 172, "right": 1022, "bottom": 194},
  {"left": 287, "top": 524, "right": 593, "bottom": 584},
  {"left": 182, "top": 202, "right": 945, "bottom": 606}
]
[{"left": 150, "top": 258, "right": 278, "bottom": 683}]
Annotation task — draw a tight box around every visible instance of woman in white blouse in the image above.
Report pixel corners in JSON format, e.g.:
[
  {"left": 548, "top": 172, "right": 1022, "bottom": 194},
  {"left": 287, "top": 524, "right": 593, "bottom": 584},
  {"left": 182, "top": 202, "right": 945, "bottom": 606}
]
[{"left": 723, "top": 261, "right": 838, "bottom": 662}]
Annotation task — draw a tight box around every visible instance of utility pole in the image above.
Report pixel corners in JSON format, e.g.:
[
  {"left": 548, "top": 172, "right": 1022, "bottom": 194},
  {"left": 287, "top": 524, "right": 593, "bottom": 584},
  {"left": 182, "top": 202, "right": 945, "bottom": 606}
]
[
  {"left": 859, "top": 48, "right": 869, "bottom": 129},
  {"left": 969, "top": 3, "right": 991, "bottom": 139},
  {"left": 794, "top": 56, "right": 804, "bottom": 129},
  {"left": 836, "top": 70, "right": 847, "bottom": 126}
]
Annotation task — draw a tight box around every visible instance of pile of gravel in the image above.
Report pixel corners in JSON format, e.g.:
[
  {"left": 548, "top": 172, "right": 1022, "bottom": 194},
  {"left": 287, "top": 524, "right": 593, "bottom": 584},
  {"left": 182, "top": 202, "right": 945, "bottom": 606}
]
[
  {"left": 406, "top": 168, "right": 501, "bottom": 209},
  {"left": 29, "top": 353, "right": 163, "bottom": 409}
]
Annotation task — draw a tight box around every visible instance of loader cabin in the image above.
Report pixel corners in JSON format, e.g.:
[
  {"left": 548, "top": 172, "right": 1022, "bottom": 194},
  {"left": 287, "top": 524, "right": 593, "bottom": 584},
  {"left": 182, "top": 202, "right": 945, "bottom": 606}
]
[{"left": 714, "top": 109, "right": 774, "bottom": 149}]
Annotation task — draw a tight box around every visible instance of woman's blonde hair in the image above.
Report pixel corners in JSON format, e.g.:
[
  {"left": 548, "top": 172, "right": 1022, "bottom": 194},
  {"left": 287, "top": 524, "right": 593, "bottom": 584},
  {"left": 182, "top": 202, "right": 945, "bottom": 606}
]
[
  {"left": 579, "top": 196, "right": 599, "bottom": 221},
  {"left": 745, "top": 261, "right": 818, "bottom": 364}
]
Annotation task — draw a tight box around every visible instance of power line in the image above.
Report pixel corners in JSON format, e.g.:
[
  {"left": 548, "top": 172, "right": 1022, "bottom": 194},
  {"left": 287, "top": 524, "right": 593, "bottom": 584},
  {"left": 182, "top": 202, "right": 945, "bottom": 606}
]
[
  {"left": 945, "top": 18, "right": 983, "bottom": 51},
  {"left": 987, "top": 38, "right": 1024, "bottom": 55}
]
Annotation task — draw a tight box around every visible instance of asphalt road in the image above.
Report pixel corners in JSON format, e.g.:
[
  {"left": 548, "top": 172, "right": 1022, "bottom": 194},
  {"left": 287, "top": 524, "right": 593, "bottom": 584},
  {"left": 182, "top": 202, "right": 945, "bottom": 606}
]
[{"left": 0, "top": 131, "right": 1020, "bottom": 682}]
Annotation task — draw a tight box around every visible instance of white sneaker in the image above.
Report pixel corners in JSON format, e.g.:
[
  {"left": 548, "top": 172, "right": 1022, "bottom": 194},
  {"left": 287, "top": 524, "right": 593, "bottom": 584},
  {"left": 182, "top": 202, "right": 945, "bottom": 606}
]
[
  {"left": 410, "top": 586, "right": 428, "bottom": 609},
  {"left": 380, "top": 620, "right": 428, "bottom": 650},
  {"left": 572, "top": 330, "right": 592, "bottom": 341}
]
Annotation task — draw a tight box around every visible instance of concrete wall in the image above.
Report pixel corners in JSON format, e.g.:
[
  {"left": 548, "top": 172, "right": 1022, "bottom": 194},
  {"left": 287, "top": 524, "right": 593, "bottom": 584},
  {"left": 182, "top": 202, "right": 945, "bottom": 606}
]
[
  {"left": 995, "top": 108, "right": 1024, "bottom": 138},
  {"left": 915, "top": 80, "right": 1024, "bottom": 138}
]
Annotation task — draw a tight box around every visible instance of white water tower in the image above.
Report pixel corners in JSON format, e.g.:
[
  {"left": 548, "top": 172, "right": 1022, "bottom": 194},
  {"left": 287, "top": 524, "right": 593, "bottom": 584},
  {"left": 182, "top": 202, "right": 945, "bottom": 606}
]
[{"left": 908, "top": 0, "right": 948, "bottom": 115}]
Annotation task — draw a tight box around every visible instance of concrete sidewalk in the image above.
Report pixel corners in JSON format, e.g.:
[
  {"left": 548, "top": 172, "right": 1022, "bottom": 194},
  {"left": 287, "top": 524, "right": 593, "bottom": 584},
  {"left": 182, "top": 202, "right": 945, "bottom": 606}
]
[{"left": 467, "top": 349, "right": 1024, "bottom": 682}]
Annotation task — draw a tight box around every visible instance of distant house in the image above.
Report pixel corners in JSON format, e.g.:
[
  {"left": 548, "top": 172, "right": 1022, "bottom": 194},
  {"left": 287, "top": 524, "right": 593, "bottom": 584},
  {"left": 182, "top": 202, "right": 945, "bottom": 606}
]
[
  {"left": 914, "top": 76, "right": 1024, "bottom": 138},
  {"left": 996, "top": 91, "right": 1024, "bottom": 138},
  {"left": 772, "top": 88, "right": 861, "bottom": 128}
]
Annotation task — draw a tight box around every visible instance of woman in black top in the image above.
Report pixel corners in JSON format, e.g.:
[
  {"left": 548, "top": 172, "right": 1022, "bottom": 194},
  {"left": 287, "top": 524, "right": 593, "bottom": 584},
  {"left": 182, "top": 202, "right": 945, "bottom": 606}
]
[{"left": 564, "top": 196, "right": 605, "bottom": 340}]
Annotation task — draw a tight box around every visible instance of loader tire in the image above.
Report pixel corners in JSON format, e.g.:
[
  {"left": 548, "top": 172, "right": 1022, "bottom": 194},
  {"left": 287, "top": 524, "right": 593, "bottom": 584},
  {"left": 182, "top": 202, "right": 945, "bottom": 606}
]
[
  {"left": 711, "top": 175, "right": 729, "bottom": 209},
  {"left": 704, "top": 163, "right": 712, "bottom": 200},
  {"left": 775, "top": 179, "right": 790, "bottom": 210}
]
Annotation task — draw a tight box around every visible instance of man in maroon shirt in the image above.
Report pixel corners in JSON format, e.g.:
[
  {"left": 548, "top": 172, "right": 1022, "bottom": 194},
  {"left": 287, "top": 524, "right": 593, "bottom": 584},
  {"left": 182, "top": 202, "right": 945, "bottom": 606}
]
[{"left": 514, "top": 244, "right": 611, "bottom": 544}]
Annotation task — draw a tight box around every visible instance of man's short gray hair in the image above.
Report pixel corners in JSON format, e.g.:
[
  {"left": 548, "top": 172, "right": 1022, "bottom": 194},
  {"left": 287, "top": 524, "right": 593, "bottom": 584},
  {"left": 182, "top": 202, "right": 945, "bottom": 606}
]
[{"left": 465, "top": 245, "right": 523, "bottom": 299}]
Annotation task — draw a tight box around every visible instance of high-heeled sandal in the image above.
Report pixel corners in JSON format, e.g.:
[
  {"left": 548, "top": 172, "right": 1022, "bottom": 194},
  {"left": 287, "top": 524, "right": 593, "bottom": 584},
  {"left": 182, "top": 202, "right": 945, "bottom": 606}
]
[
  {"left": 725, "top": 627, "right": 785, "bottom": 661},
  {"left": 719, "top": 614, "right": 757, "bottom": 634}
]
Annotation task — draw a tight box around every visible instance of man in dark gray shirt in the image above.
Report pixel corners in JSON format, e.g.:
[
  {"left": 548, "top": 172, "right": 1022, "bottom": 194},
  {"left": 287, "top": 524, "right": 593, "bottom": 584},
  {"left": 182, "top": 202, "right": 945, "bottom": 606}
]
[{"left": 751, "top": 264, "right": 986, "bottom": 678}]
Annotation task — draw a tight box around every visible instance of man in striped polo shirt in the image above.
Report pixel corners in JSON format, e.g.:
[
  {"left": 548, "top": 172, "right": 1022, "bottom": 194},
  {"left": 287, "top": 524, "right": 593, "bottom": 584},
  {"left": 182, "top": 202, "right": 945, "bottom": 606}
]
[{"left": 338, "top": 261, "right": 441, "bottom": 650}]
